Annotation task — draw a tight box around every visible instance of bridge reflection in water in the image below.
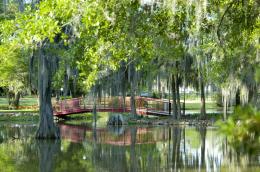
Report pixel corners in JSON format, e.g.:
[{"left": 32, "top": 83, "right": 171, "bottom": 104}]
[
  {"left": 56, "top": 124, "right": 260, "bottom": 171},
  {"left": 58, "top": 123, "right": 169, "bottom": 145}
]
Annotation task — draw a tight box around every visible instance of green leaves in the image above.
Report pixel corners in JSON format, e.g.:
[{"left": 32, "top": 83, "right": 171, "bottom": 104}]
[
  {"left": 217, "top": 106, "right": 260, "bottom": 154},
  {"left": 0, "top": 0, "right": 259, "bottom": 100}
]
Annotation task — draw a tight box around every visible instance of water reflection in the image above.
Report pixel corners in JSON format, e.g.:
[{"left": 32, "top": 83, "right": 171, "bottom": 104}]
[
  {"left": 37, "top": 140, "right": 60, "bottom": 172},
  {"left": 0, "top": 123, "right": 259, "bottom": 171}
]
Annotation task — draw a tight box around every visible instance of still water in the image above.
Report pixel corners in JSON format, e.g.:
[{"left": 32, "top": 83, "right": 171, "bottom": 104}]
[{"left": 0, "top": 120, "right": 259, "bottom": 172}]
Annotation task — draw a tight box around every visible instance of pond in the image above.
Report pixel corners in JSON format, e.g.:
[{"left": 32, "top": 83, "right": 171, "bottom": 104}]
[{"left": 0, "top": 116, "right": 259, "bottom": 172}]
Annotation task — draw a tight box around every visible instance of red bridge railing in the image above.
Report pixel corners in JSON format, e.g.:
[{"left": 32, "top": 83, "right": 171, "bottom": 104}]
[{"left": 53, "top": 97, "right": 172, "bottom": 117}]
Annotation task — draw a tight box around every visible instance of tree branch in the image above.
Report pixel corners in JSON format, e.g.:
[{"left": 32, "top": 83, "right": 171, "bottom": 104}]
[{"left": 217, "top": 0, "right": 238, "bottom": 44}]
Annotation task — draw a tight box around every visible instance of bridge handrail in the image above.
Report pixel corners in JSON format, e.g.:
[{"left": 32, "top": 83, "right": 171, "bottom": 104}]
[{"left": 54, "top": 96, "right": 172, "bottom": 114}]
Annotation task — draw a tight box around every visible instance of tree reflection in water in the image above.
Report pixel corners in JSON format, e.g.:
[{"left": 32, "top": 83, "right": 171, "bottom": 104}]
[
  {"left": 0, "top": 124, "right": 260, "bottom": 171},
  {"left": 130, "top": 127, "right": 137, "bottom": 172},
  {"left": 37, "top": 140, "right": 60, "bottom": 172},
  {"left": 199, "top": 127, "right": 206, "bottom": 167}
]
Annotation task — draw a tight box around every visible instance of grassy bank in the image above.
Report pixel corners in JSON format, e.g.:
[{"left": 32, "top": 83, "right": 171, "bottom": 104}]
[
  {"left": 0, "top": 110, "right": 38, "bottom": 113},
  {"left": 127, "top": 113, "right": 222, "bottom": 126},
  {"left": 0, "top": 113, "right": 39, "bottom": 124}
]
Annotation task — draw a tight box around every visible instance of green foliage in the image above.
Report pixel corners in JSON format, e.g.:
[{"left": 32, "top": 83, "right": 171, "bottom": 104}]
[
  {"left": 217, "top": 106, "right": 260, "bottom": 154},
  {"left": 0, "top": 42, "right": 29, "bottom": 94},
  {"left": 0, "top": 0, "right": 259, "bottom": 113}
]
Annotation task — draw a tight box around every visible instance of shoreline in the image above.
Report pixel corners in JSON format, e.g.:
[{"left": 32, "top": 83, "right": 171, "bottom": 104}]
[{"left": 0, "top": 112, "right": 220, "bottom": 127}]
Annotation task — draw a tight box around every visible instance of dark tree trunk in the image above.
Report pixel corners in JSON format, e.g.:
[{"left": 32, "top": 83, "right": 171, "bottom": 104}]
[
  {"left": 183, "top": 86, "right": 186, "bottom": 116},
  {"left": 167, "top": 78, "right": 171, "bottom": 115},
  {"left": 171, "top": 74, "right": 177, "bottom": 119},
  {"left": 36, "top": 48, "right": 60, "bottom": 139},
  {"left": 249, "top": 86, "right": 258, "bottom": 106},
  {"left": 157, "top": 74, "right": 162, "bottom": 98},
  {"left": 183, "top": 77, "right": 186, "bottom": 116},
  {"left": 13, "top": 92, "right": 21, "bottom": 109},
  {"left": 235, "top": 89, "right": 240, "bottom": 106},
  {"left": 130, "top": 81, "right": 136, "bottom": 115},
  {"left": 175, "top": 75, "right": 181, "bottom": 119},
  {"left": 200, "top": 71, "right": 206, "bottom": 119},
  {"left": 72, "top": 76, "right": 77, "bottom": 97},
  {"left": 122, "top": 86, "right": 126, "bottom": 112},
  {"left": 121, "top": 65, "right": 126, "bottom": 112},
  {"left": 7, "top": 91, "right": 21, "bottom": 109},
  {"left": 223, "top": 97, "right": 228, "bottom": 121},
  {"left": 129, "top": 63, "right": 136, "bottom": 115},
  {"left": 7, "top": 91, "right": 16, "bottom": 109},
  {"left": 63, "top": 71, "right": 69, "bottom": 97}
]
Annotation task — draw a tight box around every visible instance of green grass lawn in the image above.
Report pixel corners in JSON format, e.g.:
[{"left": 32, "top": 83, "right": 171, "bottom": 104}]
[
  {"left": 0, "top": 97, "right": 38, "bottom": 105},
  {"left": 0, "top": 110, "right": 38, "bottom": 113},
  {"left": 0, "top": 97, "right": 38, "bottom": 110},
  {"left": 184, "top": 102, "right": 220, "bottom": 110},
  {"left": 19, "top": 98, "right": 38, "bottom": 106},
  {"left": 0, "top": 98, "right": 8, "bottom": 105}
]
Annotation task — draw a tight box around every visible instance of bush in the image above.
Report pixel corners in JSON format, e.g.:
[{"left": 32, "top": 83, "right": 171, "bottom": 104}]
[{"left": 216, "top": 105, "right": 260, "bottom": 154}]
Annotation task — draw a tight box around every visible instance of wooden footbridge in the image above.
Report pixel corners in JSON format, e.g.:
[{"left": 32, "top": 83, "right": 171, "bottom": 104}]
[{"left": 53, "top": 97, "right": 172, "bottom": 117}]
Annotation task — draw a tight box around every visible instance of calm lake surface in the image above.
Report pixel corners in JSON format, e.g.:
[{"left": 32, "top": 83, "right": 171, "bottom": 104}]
[{"left": 0, "top": 116, "right": 260, "bottom": 172}]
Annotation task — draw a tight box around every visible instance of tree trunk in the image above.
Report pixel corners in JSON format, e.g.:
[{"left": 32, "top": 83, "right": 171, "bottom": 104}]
[
  {"left": 36, "top": 48, "right": 60, "bottom": 139},
  {"left": 157, "top": 74, "right": 162, "bottom": 98},
  {"left": 122, "top": 90, "right": 126, "bottom": 112},
  {"left": 223, "top": 97, "right": 228, "bottom": 121},
  {"left": 72, "top": 76, "right": 77, "bottom": 97},
  {"left": 121, "top": 72, "right": 126, "bottom": 112},
  {"left": 175, "top": 76, "right": 181, "bottom": 119},
  {"left": 171, "top": 74, "right": 177, "bottom": 119},
  {"left": 183, "top": 85, "right": 186, "bottom": 116},
  {"left": 130, "top": 81, "right": 136, "bottom": 115},
  {"left": 63, "top": 71, "right": 69, "bottom": 97},
  {"left": 249, "top": 86, "right": 258, "bottom": 106},
  {"left": 235, "top": 89, "right": 240, "bottom": 106},
  {"left": 130, "top": 63, "right": 136, "bottom": 115},
  {"left": 7, "top": 91, "right": 21, "bottom": 109},
  {"left": 13, "top": 92, "right": 21, "bottom": 109},
  {"left": 200, "top": 72, "right": 206, "bottom": 119},
  {"left": 183, "top": 77, "right": 186, "bottom": 116}
]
